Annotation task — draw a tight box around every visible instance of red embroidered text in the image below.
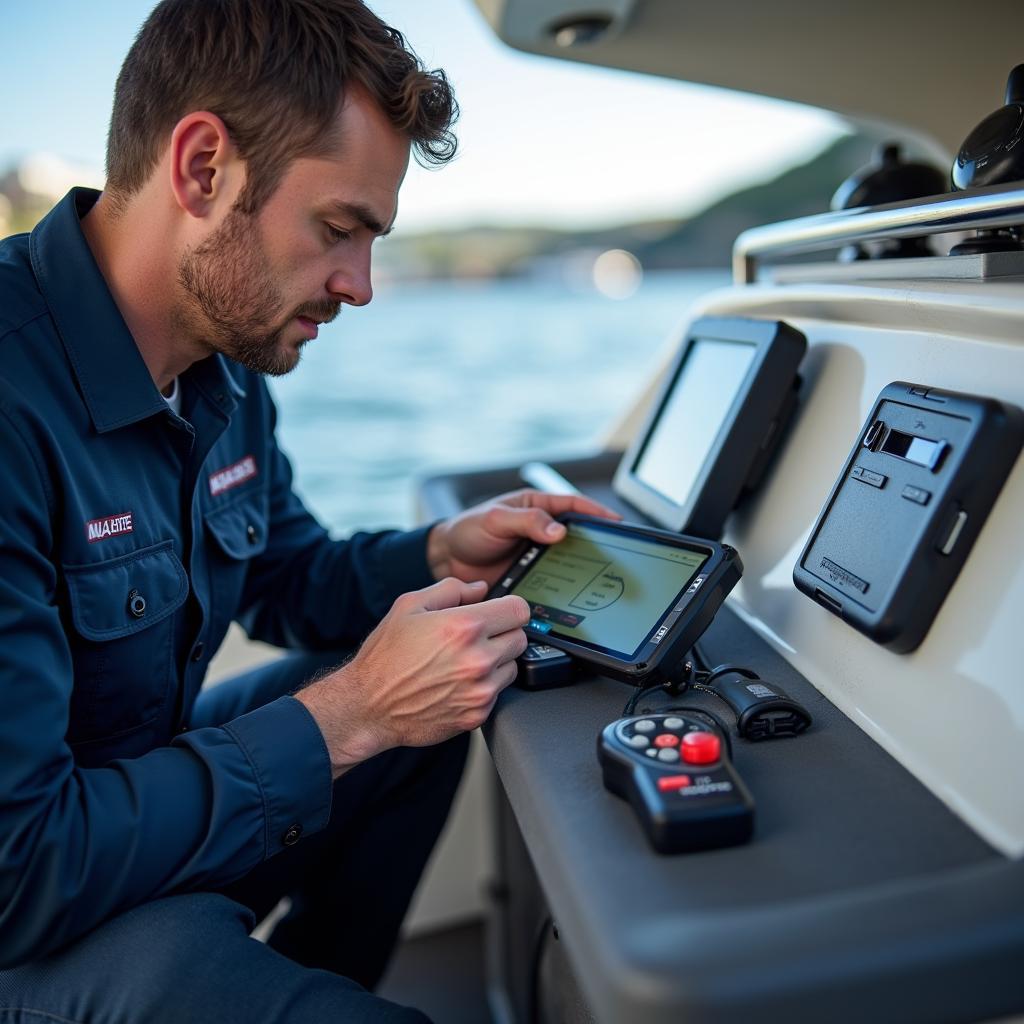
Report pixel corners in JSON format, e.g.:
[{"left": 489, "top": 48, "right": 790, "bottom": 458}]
[{"left": 209, "top": 455, "right": 258, "bottom": 496}]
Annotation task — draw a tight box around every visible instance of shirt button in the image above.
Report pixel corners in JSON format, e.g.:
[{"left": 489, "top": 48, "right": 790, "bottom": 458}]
[
  {"left": 282, "top": 823, "right": 303, "bottom": 847},
  {"left": 127, "top": 589, "right": 147, "bottom": 618},
  {"left": 246, "top": 524, "right": 258, "bottom": 544},
  {"left": 190, "top": 641, "right": 206, "bottom": 662}
]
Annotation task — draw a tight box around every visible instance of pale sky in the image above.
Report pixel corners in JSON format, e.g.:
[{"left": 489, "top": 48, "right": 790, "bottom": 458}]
[{"left": 0, "top": 0, "right": 848, "bottom": 233}]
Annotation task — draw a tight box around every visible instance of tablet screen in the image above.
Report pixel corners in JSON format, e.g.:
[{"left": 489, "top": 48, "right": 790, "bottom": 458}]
[
  {"left": 510, "top": 520, "right": 708, "bottom": 658},
  {"left": 633, "top": 338, "right": 757, "bottom": 507}
]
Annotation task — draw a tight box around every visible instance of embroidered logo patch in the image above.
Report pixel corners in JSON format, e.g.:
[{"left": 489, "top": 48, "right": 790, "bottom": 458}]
[
  {"left": 85, "top": 511, "right": 134, "bottom": 543},
  {"left": 209, "top": 454, "right": 258, "bottom": 496}
]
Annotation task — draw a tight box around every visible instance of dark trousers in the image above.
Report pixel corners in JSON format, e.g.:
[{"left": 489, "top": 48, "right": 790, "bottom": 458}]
[{"left": 0, "top": 652, "right": 470, "bottom": 1023}]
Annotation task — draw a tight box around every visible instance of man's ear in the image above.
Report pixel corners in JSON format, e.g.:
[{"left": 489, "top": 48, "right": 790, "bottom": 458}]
[{"left": 168, "top": 111, "right": 243, "bottom": 218}]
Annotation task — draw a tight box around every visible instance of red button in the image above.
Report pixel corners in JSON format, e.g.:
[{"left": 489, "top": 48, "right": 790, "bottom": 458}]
[
  {"left": 654, "top": 733, "right": 680, "bottom": 748},
  {"left": 681, "top": 731, "right": 721, "bottom": 764},
  {"left": 657, "top": 775, "right": 692, "bottom": 792}
]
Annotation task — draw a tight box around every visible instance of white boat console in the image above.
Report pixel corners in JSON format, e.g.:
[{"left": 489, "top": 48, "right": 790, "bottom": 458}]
[
  {"left": 419, "top": 5, "right": 1024, "bottom": 1019},
  {"left": 419, "top": 186, "right": 1024, "bottom": 1022}
]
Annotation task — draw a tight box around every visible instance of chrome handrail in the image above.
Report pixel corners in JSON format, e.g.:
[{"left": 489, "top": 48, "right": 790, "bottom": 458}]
[{"left": 732, "top": 182, "right": 1024, "bottom": 283}]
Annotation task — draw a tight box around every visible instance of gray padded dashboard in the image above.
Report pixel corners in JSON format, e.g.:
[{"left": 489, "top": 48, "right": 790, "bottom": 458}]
[{"left": 418, "top": 452, "right": 1024, "bottom": 1024}]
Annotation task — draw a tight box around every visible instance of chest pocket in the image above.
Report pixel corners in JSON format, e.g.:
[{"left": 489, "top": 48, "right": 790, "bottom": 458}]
[
  {"left": 205, "top": 491, "right": 270, "bottom": 559},
  {"left": 63, "top": 540, "right": 189, "bottom": 748},
  {"left": 203, "top": 490, "right": 269, "bottom": 651}
]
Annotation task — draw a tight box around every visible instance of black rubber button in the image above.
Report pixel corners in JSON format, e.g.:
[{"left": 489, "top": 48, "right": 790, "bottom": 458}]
[
  {"left": 128, "top": 589, "right": 147, "bottom": 618},
  {"left": 190, "top": 642, "right": 206, "bottom": 662},
  {"left": 282, "top": 823, "right": 303, "bottom": 847},
  {"left": 246, "top": 524, "right": 258, "bottom": 544}
]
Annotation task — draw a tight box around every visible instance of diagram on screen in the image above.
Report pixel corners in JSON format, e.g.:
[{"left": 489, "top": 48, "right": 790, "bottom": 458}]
[
  {"left": 512, "top": 524, "right": 706, "bottom": 654},
  {"left": 516, "top": 548, "right": 626, "bottom": 625},
  {"left": 569, "top": 565, "right": 624, "bottom": 610}
]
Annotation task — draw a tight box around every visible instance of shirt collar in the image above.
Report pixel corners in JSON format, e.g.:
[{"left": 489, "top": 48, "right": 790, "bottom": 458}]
[
  {"left": 29, "top": 188, "right": 168, "bottom": 433},
  {"left": 28, "top": 187, "right": 244, "bottom": 433}
]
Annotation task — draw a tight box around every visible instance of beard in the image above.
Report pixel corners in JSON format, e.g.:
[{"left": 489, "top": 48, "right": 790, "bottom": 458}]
[{"left": 177, "top": 205, "right": 340, "bottom": 376}]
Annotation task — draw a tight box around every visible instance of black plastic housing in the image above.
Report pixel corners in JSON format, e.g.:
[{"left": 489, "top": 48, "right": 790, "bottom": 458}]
[
  {"left": 706, "top": 670, "right": 812, "bottom": 740},
  {"left": 613, "top": 316, "right": 806, "bottom": 538},
  {"left": 794, "top": 381, "right": 1024, "bottom": 652},
  {"left": 515, "top": 643, "right": 578, "bottom": 690},
  {"left": 953, "top": 63, "right": 1024, "bottom": 190},
  {"left": 489, "top": 514, "right": 742, "bottom": 685},
  {"left": 598, "top": 713, "right": 755, "bottom": 853}
]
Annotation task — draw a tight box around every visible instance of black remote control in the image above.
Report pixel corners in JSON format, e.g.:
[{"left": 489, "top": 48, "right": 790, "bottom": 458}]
[{"left": 598, "top": 712, "right": 755, "bottom": 854}]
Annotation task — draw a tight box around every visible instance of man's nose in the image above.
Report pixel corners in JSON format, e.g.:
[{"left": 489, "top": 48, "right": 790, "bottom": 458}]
[{"left": 326, "top": 253, "right": 373, "bottom": 307}]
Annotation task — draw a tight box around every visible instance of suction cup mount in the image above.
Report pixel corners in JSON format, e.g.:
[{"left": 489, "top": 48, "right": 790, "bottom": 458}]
[
  {"left": 831, "top": 143, "right": 948, "bottom": 260},
  {"left": 950, "top": 64, "right": 1024, "bottom": 255},
  {"left": 953, "top": 64, "right": 1024, "bottom": 190}
]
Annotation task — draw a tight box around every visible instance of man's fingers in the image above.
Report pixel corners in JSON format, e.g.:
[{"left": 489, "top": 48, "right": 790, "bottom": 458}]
[
  {"left": 568, "top": 494, "right": 621, "bottom": 520},
  {"left": 450, "top": 589, "right": 528, "bottom": 634},
  {"left": 536, "top": 492, "right": 622, "bottom": 522},
  {"left": 496, "top": 488, "right": 623, "bottom": 523},
  {"left": 485, "top": 491, "right": 623, "bottom": 544},
  {"left": 493, "top": 659, "right": 519, "bottom": 695},
  {"left": 406, "top": 582, "right": 526, "bottom": 639},
  {"left": 412, "top": 576, "right": 489, "bottom": 612},
  {"left": 488, "top": 625, "right": 530, "bottom": 667},
  {"left": 486, "top": 505, "right": 567, "bottom": 545},
  {"left": 475, "top": 594, "right": 531, "bottom": 635}
]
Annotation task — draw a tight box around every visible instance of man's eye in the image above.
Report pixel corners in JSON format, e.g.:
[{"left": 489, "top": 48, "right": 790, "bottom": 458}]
[{"left": 325, "top": 224, "right": 352, "bottom": 243}]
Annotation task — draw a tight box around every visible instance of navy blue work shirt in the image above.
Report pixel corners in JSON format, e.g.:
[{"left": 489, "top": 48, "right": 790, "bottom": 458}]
[{"left": 0, "top": 189, "right": 436, "bottom": 967}]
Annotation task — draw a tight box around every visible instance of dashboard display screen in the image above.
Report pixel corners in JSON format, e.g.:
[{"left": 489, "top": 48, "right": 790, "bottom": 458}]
[
  {"left": 510, "top": 520, "right": 708, "bottom": 658},
  {"left": 633, "top": 338, "right": 757, "bottom": 507}
]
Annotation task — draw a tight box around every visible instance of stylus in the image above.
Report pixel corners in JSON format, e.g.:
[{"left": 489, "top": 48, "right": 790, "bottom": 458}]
[{"left": 519, "top": 461, "right": 583, "bottom": 496}]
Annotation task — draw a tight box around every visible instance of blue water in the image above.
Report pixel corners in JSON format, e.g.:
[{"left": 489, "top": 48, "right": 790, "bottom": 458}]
[{"left": 269, "top": 269, "right": 731, "bottom": 533}]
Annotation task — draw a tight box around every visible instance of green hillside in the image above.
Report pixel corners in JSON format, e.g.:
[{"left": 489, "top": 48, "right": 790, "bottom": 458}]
[
  {"left": 633, "top": 134, "right": 880, "bottom": 268},
  {"left": 375, "top": 133, "right": 886, "bottom": 279},
  {"left": 2, "top": 133, "right": 894, "bottom": 277}
]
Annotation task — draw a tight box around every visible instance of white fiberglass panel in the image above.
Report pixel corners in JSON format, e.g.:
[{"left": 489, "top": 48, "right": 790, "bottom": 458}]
[{"left": 675, "top": 278, "right": 1024, "bottom": 856}]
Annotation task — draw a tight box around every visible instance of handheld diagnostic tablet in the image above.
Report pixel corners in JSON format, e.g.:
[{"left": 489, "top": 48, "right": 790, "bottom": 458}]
[
  {"left": 489, "top": 514, "right": 742, "bottom": 684},
  {"left": 613, "top": 317, "right": 806, "bottom": 538}
]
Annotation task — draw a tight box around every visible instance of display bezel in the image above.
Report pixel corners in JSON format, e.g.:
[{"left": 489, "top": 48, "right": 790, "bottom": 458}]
[
  {"left": 513, "top": 517, "right": 710, "bottom": 659},
  {"left": 489, "top": 513, "right": 742, "bottom": 682},
  {"left": 612, "top": 316, "right": 806, "bottom": 539}
]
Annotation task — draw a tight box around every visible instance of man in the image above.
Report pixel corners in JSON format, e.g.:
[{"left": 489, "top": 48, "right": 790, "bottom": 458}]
[{"left": 0, "top": 1, "right": 614, "bottom": 1020}]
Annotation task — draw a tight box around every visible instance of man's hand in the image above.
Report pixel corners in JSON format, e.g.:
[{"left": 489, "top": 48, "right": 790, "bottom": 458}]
[
  {"left": 295, "top": 577, "right": 530, "bottom": 778},
  {"left": 426, "top": 488, "right": 621, "bottom": 587}
]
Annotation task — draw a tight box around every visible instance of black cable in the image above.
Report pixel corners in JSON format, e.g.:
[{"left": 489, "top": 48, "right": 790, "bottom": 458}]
[
  {"left": 622, "top": 681, "right": 665, "bottom": 717},
  {"left": 704, "top": 663, "right": 759, "bottom": 686},
  {"left": 691, "top": 639, "right": 711, "bottom": 673},
  {"left": 621, "top": 657, "right": 700, "bottom": 716},
  {"left": 689, "top": 641, "right": 763, "bottom": 729},
  {"left": 692, "top": 640, "right": 759, "bottom": 687},
  {"left": 690, "top": 681, "right": 740, "bottom": 718}
]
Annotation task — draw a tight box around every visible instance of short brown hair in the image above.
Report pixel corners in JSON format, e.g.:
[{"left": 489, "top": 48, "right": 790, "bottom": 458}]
[{"left": 105, "top": 0, "right": 458, "bottom": 212}]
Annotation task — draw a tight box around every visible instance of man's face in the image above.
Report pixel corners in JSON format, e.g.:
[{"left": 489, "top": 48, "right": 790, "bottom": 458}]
[{"left": 177, "top": 87, "right": 410, "bottom": 376}]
